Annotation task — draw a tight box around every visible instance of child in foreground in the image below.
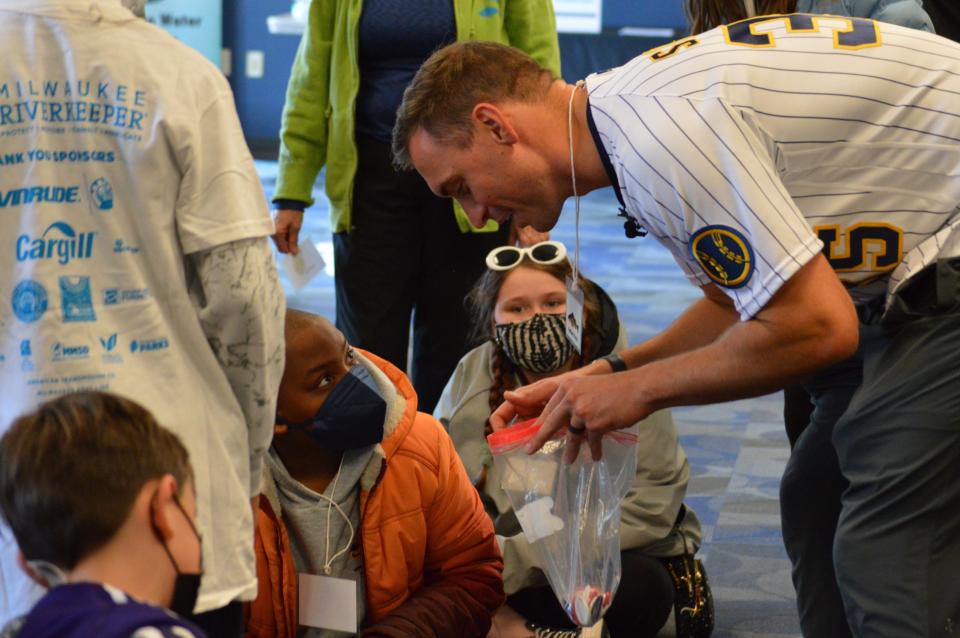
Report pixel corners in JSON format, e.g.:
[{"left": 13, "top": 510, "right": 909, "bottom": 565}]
[
  {"left": 0, "top": 391, "right": 205, "bottom": 638},
  {"left": 436, "top": 242, "right": 712, "bottom": 638},
  {"left": 245, "top": 310, "right": 504, "bottom": 637}
]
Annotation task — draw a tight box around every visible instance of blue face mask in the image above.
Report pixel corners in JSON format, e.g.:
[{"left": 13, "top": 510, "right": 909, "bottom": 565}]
[{"left": 279, "top": 364, "right": 387, "bottom": 450}]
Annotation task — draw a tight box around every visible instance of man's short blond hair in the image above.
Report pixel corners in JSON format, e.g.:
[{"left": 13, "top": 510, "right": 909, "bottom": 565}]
[{"left": 392, "top": 41, "right": 556, "bottom": 170}]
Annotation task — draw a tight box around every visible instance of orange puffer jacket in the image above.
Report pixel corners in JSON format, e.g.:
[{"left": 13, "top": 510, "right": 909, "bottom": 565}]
[{"left": 244, "top": 350, "right": 505, "bottom": 638}]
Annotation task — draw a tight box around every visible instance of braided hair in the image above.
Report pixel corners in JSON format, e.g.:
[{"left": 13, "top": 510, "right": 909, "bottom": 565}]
[{"left": 685, "top": 0, "right": 797, "bottom": 34}]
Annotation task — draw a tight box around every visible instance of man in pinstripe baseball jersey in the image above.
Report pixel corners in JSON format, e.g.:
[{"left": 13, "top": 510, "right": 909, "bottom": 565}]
[{"left": 393, "top": 18, "right": 960, "bottom": 638}]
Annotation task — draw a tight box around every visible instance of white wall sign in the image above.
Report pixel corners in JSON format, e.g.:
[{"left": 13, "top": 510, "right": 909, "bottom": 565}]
[
  {"left": 553, "top": 0, "right": 603, "bottom": 34},
  {"left": 145, "top": 0, "right": 223, "bottom": 68}
]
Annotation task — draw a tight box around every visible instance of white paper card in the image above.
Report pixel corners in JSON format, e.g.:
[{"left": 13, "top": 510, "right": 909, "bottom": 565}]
[
  {"left": 298, "top": 573, "right": 358, "bottom": 633},
  {"left": 515, "top": 496, "right": 565, "bottom": 542},
  {"left": 282, "top": 236, "right": 326, "bottom": 291},
  {"left": 565, "top": 276, "right": 584, "bottom": 354}
]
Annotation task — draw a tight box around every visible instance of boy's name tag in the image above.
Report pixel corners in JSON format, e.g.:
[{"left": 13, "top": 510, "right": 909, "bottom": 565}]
[
  {"left": 565, "top": 276, "right": 584, "bottom": 354},
  {"left": 298, "top": 573, "right": 357, "bottom": 633},
  {"left": 282, "top": 236, "right": 326, "bottom": 291}
]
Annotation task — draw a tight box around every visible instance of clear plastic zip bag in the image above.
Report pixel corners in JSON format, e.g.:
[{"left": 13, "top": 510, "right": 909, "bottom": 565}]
[{"left": 487, "top": 419, "right": 639, "bottom": 627}]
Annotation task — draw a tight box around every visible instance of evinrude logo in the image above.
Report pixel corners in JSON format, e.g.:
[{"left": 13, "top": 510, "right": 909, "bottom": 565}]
[
  {"left": 0, "top": 185, "right": 79, "bottom": 208},
  {"left": 16, "top": 221, "right": 95, "bottom": 265}
]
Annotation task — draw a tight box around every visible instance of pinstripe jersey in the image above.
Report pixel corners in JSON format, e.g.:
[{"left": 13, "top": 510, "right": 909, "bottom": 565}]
[{"left": 585, "top": 14, "right": 960, "bottom": 319}]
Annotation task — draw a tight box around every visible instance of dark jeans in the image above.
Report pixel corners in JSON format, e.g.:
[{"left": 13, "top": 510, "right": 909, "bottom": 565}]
[
  {"left": 333, "top": 134, "right": 510, "bottom": 413},
  {"left": 780, "top": 258, "right": 960, "bottom": 637},
  {"left": 782, "top": 385, "right": 814, "bottom": 449},
  {"left": 188, "top": 601, "right": 243, "bottom": 638},
  {"left": 507, "top": 549, "right": 675, "bottom": 637}
]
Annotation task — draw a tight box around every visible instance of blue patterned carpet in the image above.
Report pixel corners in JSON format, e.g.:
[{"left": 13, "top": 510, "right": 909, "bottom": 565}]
[{"left": 257, "top": 161, "right": 802, "bottom": 637}]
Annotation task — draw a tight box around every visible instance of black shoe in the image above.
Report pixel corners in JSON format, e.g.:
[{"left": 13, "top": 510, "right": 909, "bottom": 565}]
[{"left": 659, "top": 554, "right": 715, "bottom": 638}]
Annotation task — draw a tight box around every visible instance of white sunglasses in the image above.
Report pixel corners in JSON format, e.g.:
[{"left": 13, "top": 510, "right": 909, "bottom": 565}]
[{"left": 485, "top": 240, "right": 568, "bottom": 271}]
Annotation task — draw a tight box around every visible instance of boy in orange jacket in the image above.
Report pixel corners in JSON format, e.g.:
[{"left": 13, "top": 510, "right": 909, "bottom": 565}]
[{"left": 245, "top": 310, "right": 504, "bottom": 638}]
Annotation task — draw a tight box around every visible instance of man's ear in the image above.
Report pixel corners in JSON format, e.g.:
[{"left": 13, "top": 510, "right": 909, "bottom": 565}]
[
  {"left": 149, "top": 474, "right": 179, "bottom": 542},
  {"left": 473, "top": 103, "right": 518, "bottom": 145}
]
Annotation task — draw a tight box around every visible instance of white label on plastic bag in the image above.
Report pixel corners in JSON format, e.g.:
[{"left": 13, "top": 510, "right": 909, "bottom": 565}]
[
  {"left": 515, "top": 496, "right": 565, "bottom": 542},
  {"left": 298, "top": 573, "right": 357, "bottom": 632},
  {"left": 500, "top": 458, "right": 558, "bottom": 495},
  {"left": 282, "top": 236, "right": 325, "bottom": 291}
]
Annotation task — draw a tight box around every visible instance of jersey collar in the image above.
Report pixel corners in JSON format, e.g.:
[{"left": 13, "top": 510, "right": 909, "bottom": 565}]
[{"left": 585, "top": 96, "right": 628, "bottom": 214}]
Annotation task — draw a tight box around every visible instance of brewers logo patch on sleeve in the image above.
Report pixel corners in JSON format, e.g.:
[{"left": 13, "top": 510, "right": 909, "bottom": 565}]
[{"left": 689, "top": 226, "right": 754, "bottom": 289}]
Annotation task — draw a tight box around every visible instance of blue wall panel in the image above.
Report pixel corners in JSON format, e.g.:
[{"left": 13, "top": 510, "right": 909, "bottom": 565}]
[
  {"left": 224, "top": 0, "right": 301, "bottom": 153},
  {"left": 604, "top": 0, "right": 687, "bottom": 29},
  {"left": 225, "top": 1, "right": 690, "bottom": 151}
]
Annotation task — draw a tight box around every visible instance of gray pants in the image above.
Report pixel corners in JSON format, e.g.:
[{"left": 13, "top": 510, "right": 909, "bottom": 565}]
[{"left": 781, "top": 257, "right": 960, "bottom": 637}]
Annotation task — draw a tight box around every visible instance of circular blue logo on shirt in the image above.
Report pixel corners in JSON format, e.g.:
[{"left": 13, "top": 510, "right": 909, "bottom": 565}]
[
  {"left": 689, "top": 225, "right": 754, "bottom": 289},
  {"left": 89, "top": 177, "right": 114, "bottom": 211},
  {"left": 11, "top": 279, "right": 48, "bottom": 323}
]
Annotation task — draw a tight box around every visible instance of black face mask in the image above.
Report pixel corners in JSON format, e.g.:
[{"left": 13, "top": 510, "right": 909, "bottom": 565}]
[
  {"left": 496, "top": 312, "right": 575, "bottom": 373},
  {"left": 153, "top": 492, "right": 203, "bottom": 618},
  {"left": 277, "top": 363, "right": 387, "bottom": 451}
]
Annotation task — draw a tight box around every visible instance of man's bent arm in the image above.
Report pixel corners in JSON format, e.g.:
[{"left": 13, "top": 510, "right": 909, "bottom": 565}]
[
  {"left": 190, "top": 237, "right": 286, "bottom": 497},
  {"left": 625, "top": 254, "right": 858, "bottom": 413}
]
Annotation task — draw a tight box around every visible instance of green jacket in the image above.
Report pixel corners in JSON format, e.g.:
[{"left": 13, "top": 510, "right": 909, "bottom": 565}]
[{"left": 275, "top": 0, "right": 561, "bottom": 233}]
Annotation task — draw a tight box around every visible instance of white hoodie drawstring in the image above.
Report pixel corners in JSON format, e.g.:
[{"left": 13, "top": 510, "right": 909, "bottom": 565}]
[{"left": 319, "top": 455, "right": 355, "bottom": 575}]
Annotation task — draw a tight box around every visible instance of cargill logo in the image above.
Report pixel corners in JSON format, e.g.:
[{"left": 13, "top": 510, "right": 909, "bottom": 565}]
[
  {"left": 16, "top": 221, "right": 95, "bottom": 265},
  {"left": 0, "top": 185, "right": 79, "bottom": 208}
]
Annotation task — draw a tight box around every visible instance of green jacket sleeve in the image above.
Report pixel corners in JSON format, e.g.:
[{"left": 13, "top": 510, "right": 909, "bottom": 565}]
[
  {"left": 503, "top": 0, "right": 562, "bottom": 77},
  {"left": 275, "top": 0, "right": 337, "bottom": 205},
  {"left": 451, "top": 0, "right": 561, "bottom": 233}
]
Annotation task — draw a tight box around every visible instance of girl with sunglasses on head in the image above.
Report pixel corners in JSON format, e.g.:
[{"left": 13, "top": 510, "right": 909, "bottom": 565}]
[{"left": 435, "top": 242, "right": 712, "bottom": 638}]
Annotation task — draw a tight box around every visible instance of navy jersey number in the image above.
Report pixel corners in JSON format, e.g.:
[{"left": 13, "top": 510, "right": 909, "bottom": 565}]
[
  {"left": 723, "top": 14, "right": 881, "bottom": 51},
  {"left": 814, "top": 223, "right": 903, "bottom": 272}
]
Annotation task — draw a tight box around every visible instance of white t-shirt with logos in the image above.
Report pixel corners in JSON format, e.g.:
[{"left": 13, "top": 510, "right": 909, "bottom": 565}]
[{"left": 0, "top": 0, "right": 275, "bottom": 621}]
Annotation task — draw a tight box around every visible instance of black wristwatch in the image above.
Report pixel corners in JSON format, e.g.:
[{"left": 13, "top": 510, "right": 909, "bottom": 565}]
[{"left": 601, "top": 353, "right": 628, "bottom": 373}]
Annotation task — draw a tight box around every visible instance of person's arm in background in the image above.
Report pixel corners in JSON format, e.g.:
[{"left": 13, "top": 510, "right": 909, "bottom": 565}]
[
  {"left": 174, "top": 62, "right": 286, "bottom": 499},
  {"left": 503, "top": 0, "right": 561, "bottom": 77},
  {"left": 844, "top": 0, "right": 934, "bottom": 31},
  {"left": 189, "top": 237, "right": 285, "bottom": 499},
  {"left": 362, "top": 418, "right": 504, "bottom": 638},
  {"left": 273, "top": 0, "right": 337, "bottom": 254},
  {"left": 802, "top": 0, "right": 933, "bottom": 31}
]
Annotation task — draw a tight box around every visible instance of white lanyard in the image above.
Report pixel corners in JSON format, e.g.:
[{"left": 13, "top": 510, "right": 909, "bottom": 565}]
[
  {"left": 317, "top": 455, "right": 355, "bottom": 575},
  {"left": 568, "top": 79, "right": 585, "bottom": 281},
  {"left": 743, "top": 0, "right": 757, "bottom": 17}
]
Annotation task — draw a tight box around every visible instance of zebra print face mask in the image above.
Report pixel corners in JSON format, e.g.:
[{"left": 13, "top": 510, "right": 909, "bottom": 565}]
[{"left": 495, "top": 313, "right": 575, "bottom": 373}]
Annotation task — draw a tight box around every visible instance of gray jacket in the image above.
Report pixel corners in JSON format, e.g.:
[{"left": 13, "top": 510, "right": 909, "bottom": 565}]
[{"left": 435, "top": 336, "right": 702, "bottom": 595}]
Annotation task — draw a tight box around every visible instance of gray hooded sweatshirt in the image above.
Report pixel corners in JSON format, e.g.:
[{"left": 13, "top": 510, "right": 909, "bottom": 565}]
[{"left": 435, "top": 320, "right": 702, "bottom": 595}]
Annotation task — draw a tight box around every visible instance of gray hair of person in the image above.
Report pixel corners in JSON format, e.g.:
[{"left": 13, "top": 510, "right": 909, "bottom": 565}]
[{"left": 391, "top": 41, "right": 556, "bottom": 171}]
